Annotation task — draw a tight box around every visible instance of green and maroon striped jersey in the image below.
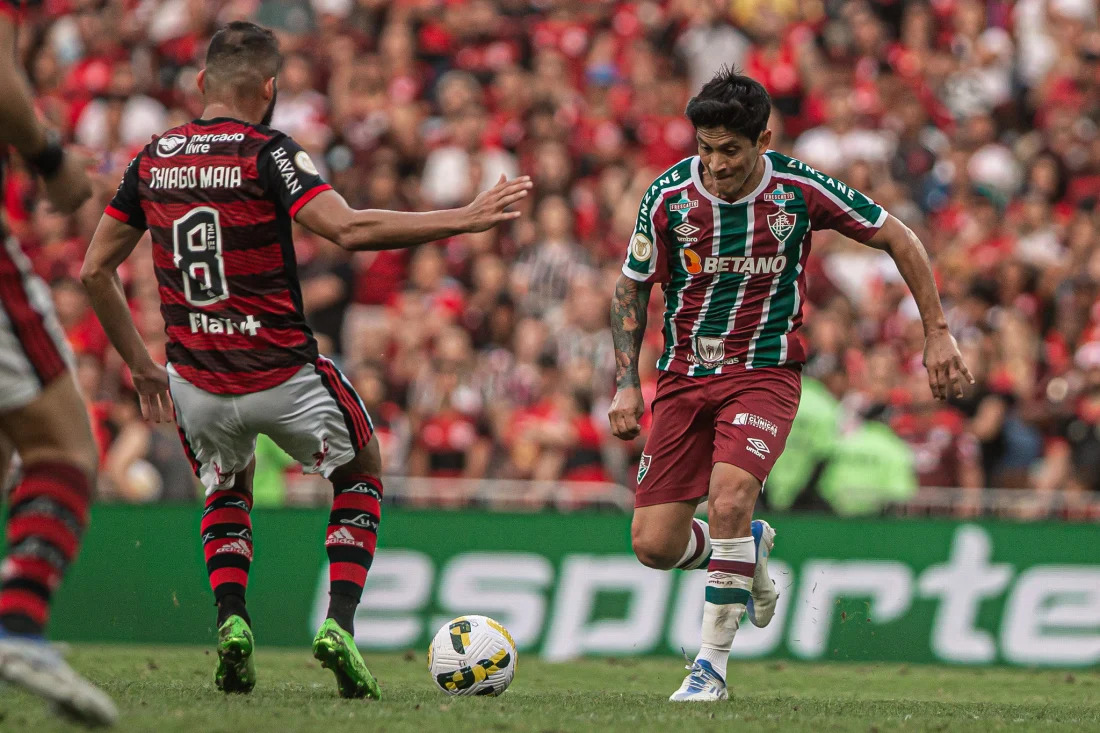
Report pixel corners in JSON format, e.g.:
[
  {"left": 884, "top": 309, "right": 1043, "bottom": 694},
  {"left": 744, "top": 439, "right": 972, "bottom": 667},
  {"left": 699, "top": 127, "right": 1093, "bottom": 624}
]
[{"left": 622, "top": 151, "right": 887, "bottom": 375}]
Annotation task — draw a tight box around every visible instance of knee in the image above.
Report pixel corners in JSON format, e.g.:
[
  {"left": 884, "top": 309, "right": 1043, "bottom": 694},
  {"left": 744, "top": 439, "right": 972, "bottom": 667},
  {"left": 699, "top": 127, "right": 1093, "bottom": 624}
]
[
  {"left": 708, "top": 475, "right": 759, "bottom": 524},
  {"left": 63, "top": 430, "right": 100, "bottom": 481},
  {"left": 18, "top": 436, "right": 98, "bottom": 483},
  {"left": 332, "top": 435, "right": 382, "bottom": 480},
  {"left": 630, "top": 524, "right": 681, "bottom": 570}
]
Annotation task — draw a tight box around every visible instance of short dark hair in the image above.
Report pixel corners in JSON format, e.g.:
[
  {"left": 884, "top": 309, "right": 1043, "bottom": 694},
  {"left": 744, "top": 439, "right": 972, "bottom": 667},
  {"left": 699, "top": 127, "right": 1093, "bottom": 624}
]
[
  {"left": 204, "top": 21, "right": 282, "bottom": 97},
  {"left": 685, "top": 67, "right": 772, "bottom": 142}
]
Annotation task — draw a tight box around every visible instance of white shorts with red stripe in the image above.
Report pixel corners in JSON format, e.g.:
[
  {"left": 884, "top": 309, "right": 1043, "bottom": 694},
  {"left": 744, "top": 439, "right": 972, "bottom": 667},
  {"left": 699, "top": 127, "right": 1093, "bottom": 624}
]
[
  {"left": 0, "top": 237, "right": 73, "bottom": 412},
  {"left": 168, "top": 356, "right": 373, "bottom": 493}
]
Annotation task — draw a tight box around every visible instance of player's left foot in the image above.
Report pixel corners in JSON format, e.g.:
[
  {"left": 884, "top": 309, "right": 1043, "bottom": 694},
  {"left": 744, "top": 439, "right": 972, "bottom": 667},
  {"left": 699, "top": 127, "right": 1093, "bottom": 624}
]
[
  {"left": 0, "top": 630, "right": 118, "bottom": 727},
  {"left": 748, "top": 519, "right": 778, "bottom": 628},
  {"left": 668, "top": 658, "right": 728, "bottom": 702},
  {"left": 312, "top": 618, "right": 381, "bottom": 700},
  {"left": 215, "top": 615, "right": 256, "bottom": 694}
]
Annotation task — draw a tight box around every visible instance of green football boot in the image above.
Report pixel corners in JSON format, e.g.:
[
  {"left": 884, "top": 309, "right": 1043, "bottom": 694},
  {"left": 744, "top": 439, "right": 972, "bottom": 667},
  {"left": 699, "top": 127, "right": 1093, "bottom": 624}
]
[
  {"left": 214, "top": 615, "right": 256, "bottom": 694},
  {"left": 312, "top": 619, "right": 381, "bottom": 700}
]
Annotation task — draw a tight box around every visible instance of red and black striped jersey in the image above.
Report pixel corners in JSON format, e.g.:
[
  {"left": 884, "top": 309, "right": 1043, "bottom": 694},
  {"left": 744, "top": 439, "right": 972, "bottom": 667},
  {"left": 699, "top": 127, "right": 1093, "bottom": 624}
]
[{"left": 105, "top": 117, "right": 333, "bottom": 395}]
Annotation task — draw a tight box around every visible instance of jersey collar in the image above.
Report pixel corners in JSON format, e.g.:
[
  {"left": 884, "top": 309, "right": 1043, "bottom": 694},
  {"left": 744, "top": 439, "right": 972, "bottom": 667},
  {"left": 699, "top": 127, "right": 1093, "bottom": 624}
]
[
  {"left": 194, "top": 116, "right": 253, "bottom": 127},
  {"left": 690, "top": 153, "right": 773, "bottom": 207}
]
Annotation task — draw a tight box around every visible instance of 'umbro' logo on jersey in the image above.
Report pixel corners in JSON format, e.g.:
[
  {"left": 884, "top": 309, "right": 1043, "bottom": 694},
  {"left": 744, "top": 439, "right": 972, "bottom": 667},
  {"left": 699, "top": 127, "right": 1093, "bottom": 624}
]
[
  {"left": 157, "top": 134, "right": 187, "bottom": 157},
  {"left": 673, "top": 222, "right": 700, "bottom": 243}
]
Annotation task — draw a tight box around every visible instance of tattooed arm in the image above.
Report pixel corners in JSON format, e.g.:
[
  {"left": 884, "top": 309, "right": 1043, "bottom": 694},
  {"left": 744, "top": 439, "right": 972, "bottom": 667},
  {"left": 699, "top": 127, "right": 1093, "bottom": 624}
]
[{"left": 608, "top": 274, "right": 653, "bottom": 440}]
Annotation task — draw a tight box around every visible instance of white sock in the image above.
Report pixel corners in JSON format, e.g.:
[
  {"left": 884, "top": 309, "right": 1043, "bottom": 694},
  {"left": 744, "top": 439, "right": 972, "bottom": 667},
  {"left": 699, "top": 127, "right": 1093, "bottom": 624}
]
[
  {"left": 675, "top": 518, "right": 712, "bottom": 570},
  {"left": 694, "top": 536, "right": 755, "bottom": 680},
  {"left": 694, "top": 645, "right": 728, "bottom": 671}
]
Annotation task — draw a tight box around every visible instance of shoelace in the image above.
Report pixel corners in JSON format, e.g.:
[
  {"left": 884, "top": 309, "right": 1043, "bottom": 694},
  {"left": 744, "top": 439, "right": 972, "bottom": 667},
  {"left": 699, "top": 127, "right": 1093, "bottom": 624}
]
[{"left": 678, "top": 648, "right": 713, "bottom": 690}]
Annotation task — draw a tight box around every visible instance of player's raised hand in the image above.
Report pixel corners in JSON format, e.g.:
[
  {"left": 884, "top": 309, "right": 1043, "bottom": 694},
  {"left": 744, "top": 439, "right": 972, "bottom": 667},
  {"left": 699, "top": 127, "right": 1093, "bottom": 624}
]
[
  {"left": 608, "top": 386, "right": 645, "bottom": 441},
  {"left": 923, "top": 327, "right": 974, "bottom": 400},
  {"left": 462, "top": 174, "right": 533, "bottom": 232},
  {"left": 42, "top": 148, "right": 95, "bottom": 214},
  {"left": 130, "top": 360, "right": 175, "bottom": 423}
]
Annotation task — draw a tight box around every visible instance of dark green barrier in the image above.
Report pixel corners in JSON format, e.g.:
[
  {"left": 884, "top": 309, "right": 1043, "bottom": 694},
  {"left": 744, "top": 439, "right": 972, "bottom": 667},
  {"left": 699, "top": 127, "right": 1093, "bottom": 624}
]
[{"left": 41, "top": 505, "right": 1100, "bottom": 666}]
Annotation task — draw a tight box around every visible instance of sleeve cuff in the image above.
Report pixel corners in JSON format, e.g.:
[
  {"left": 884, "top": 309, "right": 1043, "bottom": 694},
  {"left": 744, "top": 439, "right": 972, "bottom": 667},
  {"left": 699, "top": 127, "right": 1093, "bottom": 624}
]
[
  {"left": 104, "top": 204, "right": 130, "bottom": 223},
  {"left": 289, "top": 183, "right": 333, "bottom": 218},
  {"left": 851, "top": 207, "right": 890, "bottom": 243},
  {"left": 620, "top": 263, "right": 650, "bottom": 282}
]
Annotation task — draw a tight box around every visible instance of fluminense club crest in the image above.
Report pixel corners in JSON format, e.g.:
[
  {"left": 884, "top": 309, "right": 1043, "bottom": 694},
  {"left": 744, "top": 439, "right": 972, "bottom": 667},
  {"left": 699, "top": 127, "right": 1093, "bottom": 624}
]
[
  {"left": 767, "top": 211, "right": 797, "bottom": 243},
  {"left": 637, "top": 453, "right": 652, "bottom": 483}
]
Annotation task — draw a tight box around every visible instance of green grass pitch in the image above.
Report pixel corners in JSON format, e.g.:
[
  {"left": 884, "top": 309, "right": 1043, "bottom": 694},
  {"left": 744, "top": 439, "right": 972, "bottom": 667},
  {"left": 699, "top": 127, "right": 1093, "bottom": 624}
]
[{"left": 1, "top": 645, "right": 1097, "bottom": 732}]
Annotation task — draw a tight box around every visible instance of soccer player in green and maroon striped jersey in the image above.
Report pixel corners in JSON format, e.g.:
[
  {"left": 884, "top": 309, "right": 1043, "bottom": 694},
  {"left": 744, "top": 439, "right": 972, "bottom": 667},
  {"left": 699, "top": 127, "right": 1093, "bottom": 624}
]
[{"left": 607, "top": 68, "right": 973, "bottom": 702}]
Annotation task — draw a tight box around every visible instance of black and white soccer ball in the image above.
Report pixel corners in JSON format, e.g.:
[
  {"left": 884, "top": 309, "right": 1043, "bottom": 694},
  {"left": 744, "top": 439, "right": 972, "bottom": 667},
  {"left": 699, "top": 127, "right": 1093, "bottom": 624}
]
[{"left": 428, "top": 615, "right": 517, "bottom": 696}]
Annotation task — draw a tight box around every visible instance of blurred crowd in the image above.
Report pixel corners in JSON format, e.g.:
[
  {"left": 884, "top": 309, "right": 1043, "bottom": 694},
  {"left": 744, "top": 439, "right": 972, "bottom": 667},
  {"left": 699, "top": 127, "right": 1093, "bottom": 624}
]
[{"left": 6, "top": 0, "right": 1100, "bottom": 513}]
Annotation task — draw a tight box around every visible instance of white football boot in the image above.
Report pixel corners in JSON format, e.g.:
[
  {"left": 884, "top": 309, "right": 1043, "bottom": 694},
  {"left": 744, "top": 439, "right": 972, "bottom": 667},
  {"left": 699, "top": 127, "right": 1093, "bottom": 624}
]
[
  {"left": 747, "top": 519, "right": 778, "bottom": 628},
  {"left": 0, "top": 632, "right": 117, "bottom": 727},
  {"left": 669, "top": 659, "right": 728, "bottom": 702}
]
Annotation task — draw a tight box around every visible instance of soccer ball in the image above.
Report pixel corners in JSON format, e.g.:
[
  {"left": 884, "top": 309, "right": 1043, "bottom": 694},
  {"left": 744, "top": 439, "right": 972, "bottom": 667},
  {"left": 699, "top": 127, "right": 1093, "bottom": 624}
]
[{"left": 428, "top": 615, "right": 517, "bottom": 696}]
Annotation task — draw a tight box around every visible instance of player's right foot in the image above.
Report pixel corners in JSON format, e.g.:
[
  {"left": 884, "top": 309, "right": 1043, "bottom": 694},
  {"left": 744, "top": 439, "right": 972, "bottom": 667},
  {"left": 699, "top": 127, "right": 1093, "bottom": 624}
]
[
  {"left": 668, "top": 659, "right": 728, "bottom": 702},
  {"left": 312, "top": 618, "right": 381, "bottom": 700},
  {"left": 0, "top": 630, "right": 118, "bottom": 727},
  {"left": 215, "top": 615, "right": 256, "bottom": 694},
  {"left": 748, "top": 519, "right": 778, "bottom": 628}
]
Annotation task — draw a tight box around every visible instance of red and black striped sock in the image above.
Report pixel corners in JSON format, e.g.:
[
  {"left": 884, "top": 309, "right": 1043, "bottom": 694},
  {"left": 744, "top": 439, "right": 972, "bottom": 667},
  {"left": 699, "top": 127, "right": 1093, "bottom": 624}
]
[
  {"left": 324, "top": 475, "right": 381, "bottom": 635},
  {"left": 0, "top": 461, "right": 90, "bottom": 635},
  {"left": 201, "top": 489, "right": 253, "bottom": 626}
]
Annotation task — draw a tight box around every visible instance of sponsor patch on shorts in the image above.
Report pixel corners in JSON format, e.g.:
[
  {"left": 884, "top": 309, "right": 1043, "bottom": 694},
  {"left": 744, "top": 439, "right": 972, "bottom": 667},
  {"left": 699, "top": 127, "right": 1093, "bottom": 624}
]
[{"left": 733, "top": 412, "right": 779, "bottom": 436}]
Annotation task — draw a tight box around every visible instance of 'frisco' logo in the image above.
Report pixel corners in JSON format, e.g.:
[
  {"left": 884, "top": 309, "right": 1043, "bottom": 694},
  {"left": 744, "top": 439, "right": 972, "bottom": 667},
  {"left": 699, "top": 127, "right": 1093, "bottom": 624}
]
[
  {"left": 669, "top": 199, "right": 698, "bottom": 212},
  {"left": 764, "top": 190, "right": 795, "bottom": 202}
]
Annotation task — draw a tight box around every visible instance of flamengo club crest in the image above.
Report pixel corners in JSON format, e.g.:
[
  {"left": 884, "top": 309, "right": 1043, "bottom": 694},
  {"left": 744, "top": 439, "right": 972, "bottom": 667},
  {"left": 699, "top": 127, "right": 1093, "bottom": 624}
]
[{"left": 767, "top": 210, "right": 797, "bottom": 243}]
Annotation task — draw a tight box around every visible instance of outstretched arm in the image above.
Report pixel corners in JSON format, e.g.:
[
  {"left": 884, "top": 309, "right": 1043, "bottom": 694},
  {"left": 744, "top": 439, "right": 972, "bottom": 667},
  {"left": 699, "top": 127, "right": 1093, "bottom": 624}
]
[
  {"left": 866, "top": 215, "right": 974, "bottom": 399},
  {"left": 0, "top": 16, "right": 47, "bottom": 155},
  {"left": 295, "top": 174, "right": 532, "bottom": 251},
  {"left": 80, "top": 215, "right": 174, "bottom": 423},
  {"left": 0, "top": 14, "right": 90, "bottom": 213},
  {"left": 608, "top": 274, "right": 653, "bottom": 440}
]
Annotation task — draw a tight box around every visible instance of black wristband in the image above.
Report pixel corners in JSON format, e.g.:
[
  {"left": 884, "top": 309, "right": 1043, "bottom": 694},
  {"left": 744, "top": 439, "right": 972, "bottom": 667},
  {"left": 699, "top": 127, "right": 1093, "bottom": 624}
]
[{"left": 24, "top": 131, "right": 65, "bottom": 180}]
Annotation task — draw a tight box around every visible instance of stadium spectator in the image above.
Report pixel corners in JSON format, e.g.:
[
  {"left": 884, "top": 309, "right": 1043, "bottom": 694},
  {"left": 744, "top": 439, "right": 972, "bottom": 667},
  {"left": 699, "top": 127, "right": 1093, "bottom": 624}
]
[{"left": 4, "top": 0, "right": 1098, "bottom": 517}]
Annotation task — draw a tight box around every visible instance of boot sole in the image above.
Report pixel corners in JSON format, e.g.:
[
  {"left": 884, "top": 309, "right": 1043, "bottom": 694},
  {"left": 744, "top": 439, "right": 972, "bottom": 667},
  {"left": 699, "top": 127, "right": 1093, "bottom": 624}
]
[
  {"left": 216, "top": 638, "right": 255, "bottom": 694},
  {"left": 313, "top": 636, "right": 380, "bottom": 700}
]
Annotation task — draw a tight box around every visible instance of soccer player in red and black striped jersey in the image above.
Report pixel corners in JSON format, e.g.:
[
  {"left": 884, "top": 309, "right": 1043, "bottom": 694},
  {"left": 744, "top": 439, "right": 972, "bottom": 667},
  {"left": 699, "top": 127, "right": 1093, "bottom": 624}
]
[
  {"left": 81, "top": 21, "right": 530, "bottom": 699},
  {"left": 607, "top": 68, "right": 973, "bottom": 701},
  {"left": 0, "top": 0, "right": 117, "bottom": 726}
]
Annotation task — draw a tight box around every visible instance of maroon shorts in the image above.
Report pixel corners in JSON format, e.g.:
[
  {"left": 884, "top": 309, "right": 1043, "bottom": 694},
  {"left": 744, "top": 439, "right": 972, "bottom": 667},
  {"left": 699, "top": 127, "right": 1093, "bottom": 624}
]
[{"left": 634, "top": 366, "right": 802, "bottom": 508}]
